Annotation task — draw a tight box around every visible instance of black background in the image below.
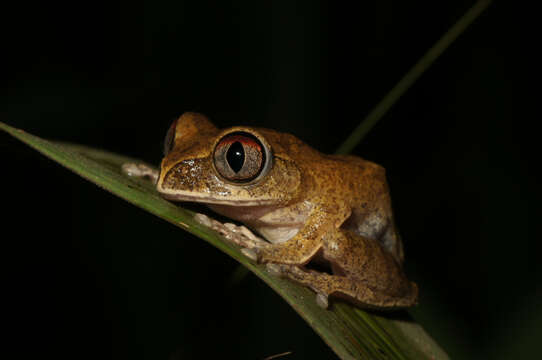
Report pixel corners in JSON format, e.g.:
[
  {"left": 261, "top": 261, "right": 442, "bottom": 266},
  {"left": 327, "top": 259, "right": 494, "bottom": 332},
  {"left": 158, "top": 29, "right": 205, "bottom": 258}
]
[{"left": 2, "top": 1, "right": 536, "bottom": 359}]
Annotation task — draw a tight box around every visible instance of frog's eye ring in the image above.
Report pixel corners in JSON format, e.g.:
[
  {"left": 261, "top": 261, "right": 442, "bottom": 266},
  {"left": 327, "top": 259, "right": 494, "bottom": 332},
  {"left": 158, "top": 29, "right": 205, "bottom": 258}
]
[
  {"left": 213, "top": 132, "right": 270, "bottom": 183},
  {"left": 163, "top": 118, "right": 178, "bottom": 156}
]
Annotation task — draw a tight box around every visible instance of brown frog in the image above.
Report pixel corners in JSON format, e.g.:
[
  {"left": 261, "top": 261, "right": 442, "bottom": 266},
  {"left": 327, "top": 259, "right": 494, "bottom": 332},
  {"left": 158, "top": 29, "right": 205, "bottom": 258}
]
[{"left": 124, "top": 112, "right": 418, "bottom": 309}]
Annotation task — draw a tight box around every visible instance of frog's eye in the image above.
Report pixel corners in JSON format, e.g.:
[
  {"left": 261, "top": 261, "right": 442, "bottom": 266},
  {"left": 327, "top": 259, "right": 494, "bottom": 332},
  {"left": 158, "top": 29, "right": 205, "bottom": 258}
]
[
  {"left": 163, "top": 118, "right": 178, "bottom": 156},
  {"left": 213, "top": 132, "right": 269, "bottom": 183}
]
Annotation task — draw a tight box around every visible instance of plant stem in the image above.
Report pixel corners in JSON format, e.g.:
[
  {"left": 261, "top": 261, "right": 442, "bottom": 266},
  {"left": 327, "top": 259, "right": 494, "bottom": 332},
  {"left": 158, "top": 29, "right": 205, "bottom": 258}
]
[{"left": 335, "top": 0, "right": 493, "bottom": 155}]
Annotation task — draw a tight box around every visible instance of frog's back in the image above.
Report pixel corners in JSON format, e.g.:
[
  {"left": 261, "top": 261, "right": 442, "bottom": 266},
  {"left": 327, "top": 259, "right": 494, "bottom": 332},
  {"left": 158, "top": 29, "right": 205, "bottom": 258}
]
[{"left": 328, "top": 154, "right": 404, "bottom": 264}]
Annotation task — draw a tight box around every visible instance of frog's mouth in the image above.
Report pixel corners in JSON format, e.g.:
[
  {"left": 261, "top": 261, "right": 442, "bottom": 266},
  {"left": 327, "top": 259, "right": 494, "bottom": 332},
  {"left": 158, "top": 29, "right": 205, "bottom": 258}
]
[{"left": 158, "top": 190, "right": 277, "bottom": 206}]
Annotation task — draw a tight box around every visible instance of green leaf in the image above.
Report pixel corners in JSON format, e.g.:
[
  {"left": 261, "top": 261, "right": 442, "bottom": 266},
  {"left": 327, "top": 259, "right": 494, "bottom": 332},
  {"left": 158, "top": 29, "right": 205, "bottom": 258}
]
[{"left": 1, "top": 122, "right": 448, "bottom": 359}]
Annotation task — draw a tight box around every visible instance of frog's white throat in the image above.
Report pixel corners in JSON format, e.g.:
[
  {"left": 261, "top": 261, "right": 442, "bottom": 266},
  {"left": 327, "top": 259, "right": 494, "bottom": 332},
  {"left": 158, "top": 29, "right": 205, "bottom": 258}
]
[{"left": 207, "top": 203, "right": 305, "bottom": 244}]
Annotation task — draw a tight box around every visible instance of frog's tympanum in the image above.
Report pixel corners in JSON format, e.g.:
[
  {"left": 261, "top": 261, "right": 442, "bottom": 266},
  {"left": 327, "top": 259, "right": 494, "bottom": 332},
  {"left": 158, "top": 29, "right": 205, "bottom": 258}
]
[{"left": 127, "top": 112, "right": 418, "bottom": 309}]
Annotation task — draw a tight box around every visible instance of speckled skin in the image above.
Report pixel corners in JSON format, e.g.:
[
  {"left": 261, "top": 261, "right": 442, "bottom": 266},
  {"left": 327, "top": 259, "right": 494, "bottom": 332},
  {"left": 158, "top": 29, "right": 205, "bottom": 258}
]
[{"left": 156, "top": 112, "right": 418, "bottom": 309}]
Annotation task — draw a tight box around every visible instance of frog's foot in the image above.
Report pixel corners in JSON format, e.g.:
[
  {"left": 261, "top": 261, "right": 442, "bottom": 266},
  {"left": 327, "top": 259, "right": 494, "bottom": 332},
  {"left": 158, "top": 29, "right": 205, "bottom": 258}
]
[
  {"left": 121, "top": 162, "right": 159, "bottom": 184},
  {"left": 194, "top": 213, "right": 269, "bottom": 259},
  {"left": 267, "top": 262, "right": 418, "bottom": 309},
  {"left": 264, "top": 263, "right": 331, "bottom": 308}
]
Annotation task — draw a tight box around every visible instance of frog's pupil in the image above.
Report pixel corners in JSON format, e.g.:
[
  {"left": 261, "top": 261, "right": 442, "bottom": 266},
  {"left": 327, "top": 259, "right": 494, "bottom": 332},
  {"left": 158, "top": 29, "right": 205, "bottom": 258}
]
[{"left": 227, "top": 141, "right": 245, "bottom": 173}]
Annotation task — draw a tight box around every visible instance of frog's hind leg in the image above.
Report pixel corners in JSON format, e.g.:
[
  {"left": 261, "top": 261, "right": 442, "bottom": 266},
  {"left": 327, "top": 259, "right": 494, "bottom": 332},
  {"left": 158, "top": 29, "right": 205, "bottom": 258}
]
[
  {"left": 268, "top": 229, "right": 418, "bottom": 309},
  {"left": 268, "top": 263, "right": 416, "bottom": 309}
]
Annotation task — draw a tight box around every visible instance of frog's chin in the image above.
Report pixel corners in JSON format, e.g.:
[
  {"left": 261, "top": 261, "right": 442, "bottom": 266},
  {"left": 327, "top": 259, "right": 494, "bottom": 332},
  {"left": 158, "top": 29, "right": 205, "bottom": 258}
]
[{"left": 158, "top": 190, "right": 276, "bottom": 206}]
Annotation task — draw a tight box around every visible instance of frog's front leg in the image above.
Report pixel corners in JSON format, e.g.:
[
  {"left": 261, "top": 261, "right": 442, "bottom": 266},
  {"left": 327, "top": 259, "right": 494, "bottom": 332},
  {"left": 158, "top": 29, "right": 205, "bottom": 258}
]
[
  {"left": 193, "top": 213, "right": 269, "bottom": 252},
  {"left": 253, "top": 204, "right": 351, "bottom": 265},
  {"left": 121, "top": 163, "right": 159, "bottom": 184}
]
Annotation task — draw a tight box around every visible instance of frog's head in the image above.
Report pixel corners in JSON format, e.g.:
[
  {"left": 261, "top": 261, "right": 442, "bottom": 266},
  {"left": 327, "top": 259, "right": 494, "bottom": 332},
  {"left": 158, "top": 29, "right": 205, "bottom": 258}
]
[{"left": 156, "top": 112, "right": 302, "bottom": 206}]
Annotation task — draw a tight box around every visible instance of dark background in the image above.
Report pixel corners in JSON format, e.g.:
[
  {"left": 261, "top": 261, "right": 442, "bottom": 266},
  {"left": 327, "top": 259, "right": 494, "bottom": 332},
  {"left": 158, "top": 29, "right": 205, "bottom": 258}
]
[{"left": 2, "top": 1, "right": 535, "bottom": 359}]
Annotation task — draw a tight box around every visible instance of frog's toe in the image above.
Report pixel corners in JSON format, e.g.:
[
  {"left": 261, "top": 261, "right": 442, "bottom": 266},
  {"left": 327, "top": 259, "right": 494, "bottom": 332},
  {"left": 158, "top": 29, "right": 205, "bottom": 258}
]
[
  {"left": 315, "top": 293, "right": 329, "bottom": 309},
  {"left": 241, "top": 248, "right": 258, "bottom": 262},
  {"left": 121, "top": 162, "right": 159, "bottom": 183},
  {"left": 194, "top": 213, "right": 213, "bottom": 227},
  {"left": 265, "top": 263, "right": 284, "bottom": 277}
]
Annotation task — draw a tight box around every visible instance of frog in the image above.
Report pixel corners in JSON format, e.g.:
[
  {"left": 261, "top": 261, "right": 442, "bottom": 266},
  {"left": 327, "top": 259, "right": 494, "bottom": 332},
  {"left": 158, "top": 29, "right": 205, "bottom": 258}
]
[{"left": 123, "top": 112, "right": 418, "bottom": 309}]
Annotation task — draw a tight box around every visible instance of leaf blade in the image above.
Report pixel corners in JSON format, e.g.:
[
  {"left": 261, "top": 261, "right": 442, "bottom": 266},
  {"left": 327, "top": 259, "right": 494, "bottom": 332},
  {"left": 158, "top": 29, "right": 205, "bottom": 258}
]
[{"left": 1, "top": 121, "right": 448, "bottom": 360}]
